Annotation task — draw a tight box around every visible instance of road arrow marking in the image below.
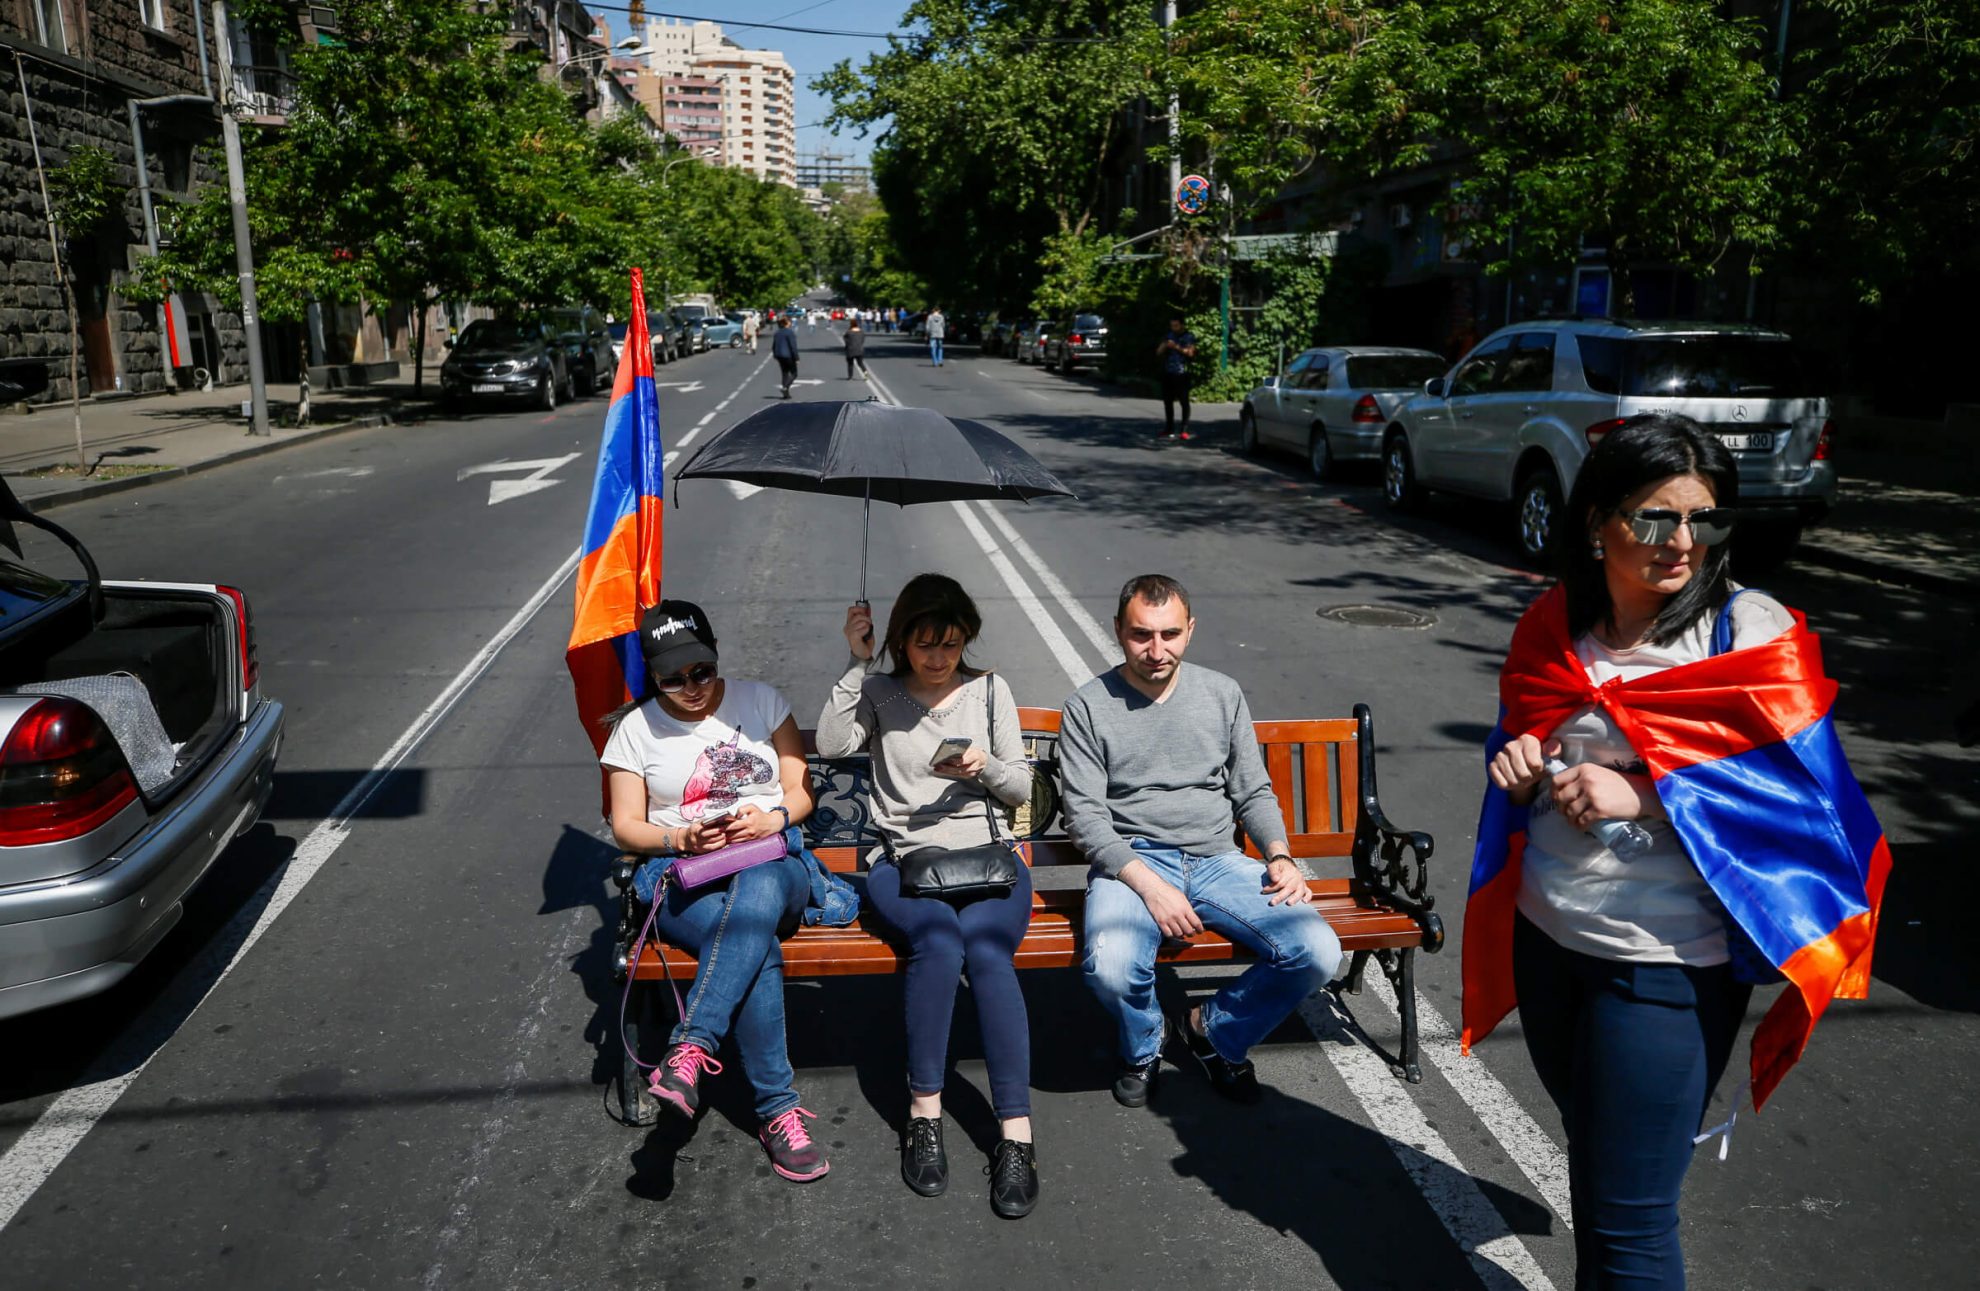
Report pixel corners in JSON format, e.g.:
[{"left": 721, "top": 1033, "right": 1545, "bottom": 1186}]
[
  {"left": 723, "top": 480, "right": 763, "bottom": 500},
  {"left": 653, "top": 380, "right": 704, "bottom": 393},
  {"left": 457, "top": 454, "right": 581, "bottom": 506},
  {"left": 790, "top": 379, "right": 825, "bottom": 387}
]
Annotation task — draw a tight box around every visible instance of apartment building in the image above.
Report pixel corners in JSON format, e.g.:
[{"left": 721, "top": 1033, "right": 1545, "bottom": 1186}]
[{"left": 640, "top": 17, "right": 797, "bottom": 186}]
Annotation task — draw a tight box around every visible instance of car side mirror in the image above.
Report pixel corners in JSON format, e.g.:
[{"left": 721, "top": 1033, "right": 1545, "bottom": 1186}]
[
  {"left": 1262, "top": 375, "right": 1281, "bottom": 389},
  {"left": 1423, "top": 377, "right": 1445, "bottom": 398}
]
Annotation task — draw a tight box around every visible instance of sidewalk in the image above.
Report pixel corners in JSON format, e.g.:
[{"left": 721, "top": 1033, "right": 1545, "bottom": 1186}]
[{"left": 0, "top": 380, "right": 424, "bottom": 511}]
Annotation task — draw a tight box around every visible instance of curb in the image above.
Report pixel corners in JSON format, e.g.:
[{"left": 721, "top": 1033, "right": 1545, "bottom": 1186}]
[
  {"left": 1796, "top": 546, "right": 1979, "bottom": 603},
  {"left": 14, "top": 409, "right": 403, "bottom": 514}
]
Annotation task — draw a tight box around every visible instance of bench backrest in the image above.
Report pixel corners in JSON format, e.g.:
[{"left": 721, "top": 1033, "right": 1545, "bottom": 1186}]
[{"left": 799, "top": 706, "right": 1365, "bottom": 874}]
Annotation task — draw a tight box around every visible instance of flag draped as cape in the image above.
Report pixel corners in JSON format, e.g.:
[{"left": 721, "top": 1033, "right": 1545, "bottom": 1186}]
[
  {"left": 1460, "top": 584, "right": 1890, "bottom": 1108},
  {"left": 566, "top": 269, "right": 665, "bottom": 814}
]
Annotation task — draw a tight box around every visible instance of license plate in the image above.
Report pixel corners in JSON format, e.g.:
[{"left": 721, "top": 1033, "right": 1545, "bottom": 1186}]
[
  {"left": 472, "top": 383, "right": 504, "bottom": 394},
  {"left": 1717, "top": 432, "right": 1772, "bottom": 451}
]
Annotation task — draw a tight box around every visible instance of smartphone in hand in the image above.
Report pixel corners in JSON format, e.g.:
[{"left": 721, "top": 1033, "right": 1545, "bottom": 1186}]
[{"left": 929, "top": 736, "right": 974, "bottom": 768}]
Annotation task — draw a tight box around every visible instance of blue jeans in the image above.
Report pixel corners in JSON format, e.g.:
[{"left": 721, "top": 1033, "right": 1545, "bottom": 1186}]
[
  {"left": 649, "top": 850, "right": 810, "bottom": 1120},
  {"left": 929, "top": 338, "right": 943, "bottom": 365},
  {"left": 1513, "top": 912, "right": 1752, "bottom": 1290},
  {"left": 865, "top": 859, "right": 1034, "bottom": 1120},
  {"left": 1083, "top": 841, "right": 1343, "bottom": 1067}
]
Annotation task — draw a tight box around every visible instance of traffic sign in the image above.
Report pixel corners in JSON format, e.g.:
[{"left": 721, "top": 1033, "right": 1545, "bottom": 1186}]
[{"left": 1175, "top": 174, "right": 1211, "bottom": 216}]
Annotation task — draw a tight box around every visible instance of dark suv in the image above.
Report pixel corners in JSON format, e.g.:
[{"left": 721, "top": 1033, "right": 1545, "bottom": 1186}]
[
  {"left": 1045, "top": 313, "right": 1108, "bottom": 374},
  {"left": 1385, "top": 319, "right": 1836, "bottom": 567},
  {"left": 548, "top": 306, "right": 617, "bottom": 395},
  {"left": 439, "top": 318, "right": 571, "bottom": 410}
]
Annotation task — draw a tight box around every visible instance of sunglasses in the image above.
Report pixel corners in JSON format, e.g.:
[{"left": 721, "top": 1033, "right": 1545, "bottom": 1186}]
[
  {"left": 1620, "top": 507, "right": 1737, "bottom": 547},
  {"left": 653, "top": 662, "right": 719, "bottom": 693}
]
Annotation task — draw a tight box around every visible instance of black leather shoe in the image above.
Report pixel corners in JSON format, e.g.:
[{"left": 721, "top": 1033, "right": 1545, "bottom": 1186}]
[
  {"left": 902, "top": 1116, "right": 948, "bottom": 1196},
  {"left": 988, "top": 1139, "right": 1038, "bottom": 1219},
  {"left": 1111, "top": 1059, "right": 1160, "bottom": 1108},
  {"left": 1168, "top": 1007, "right": 1262, "bottom": 1104}
]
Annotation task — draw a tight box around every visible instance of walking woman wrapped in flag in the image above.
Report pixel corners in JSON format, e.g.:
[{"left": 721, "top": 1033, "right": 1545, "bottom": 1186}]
[{"left": 1459, "top": 414, "right": 1888, "bottom": 1289}]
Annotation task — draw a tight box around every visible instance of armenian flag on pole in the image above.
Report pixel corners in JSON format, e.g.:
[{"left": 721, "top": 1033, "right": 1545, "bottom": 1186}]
[
  {"left": 566, "top": 268, "right": 665, "bottom": 814},
  {"left": 1460, "top": 585, "right": 1891, "bottom": 1109}
]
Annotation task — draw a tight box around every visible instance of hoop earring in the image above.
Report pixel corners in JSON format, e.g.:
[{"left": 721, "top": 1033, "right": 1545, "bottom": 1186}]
[{"left": 1591, "top": 540, "right": 1606, "bottom": 561}]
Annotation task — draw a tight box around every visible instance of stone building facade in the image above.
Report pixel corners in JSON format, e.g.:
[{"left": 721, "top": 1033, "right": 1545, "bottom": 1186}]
[{"left": 1, "top": 0, "right": 251, "bottom": 405}]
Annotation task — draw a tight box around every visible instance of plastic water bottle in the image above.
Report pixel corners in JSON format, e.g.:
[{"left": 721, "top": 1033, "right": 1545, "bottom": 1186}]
[{"left": 1545, "top": 757, "right": 1655, "bottom": 858}]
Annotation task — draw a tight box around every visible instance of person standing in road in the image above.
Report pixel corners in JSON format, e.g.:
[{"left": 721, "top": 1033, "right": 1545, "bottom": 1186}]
[
  {"left": 772, "top": 316, "right": 800, "bottom": 398},
  {"left": 1063, "top": 574, "right": 1344, "bottom": 1109},
  {"left": 1155, "top": 319, "right": 1197, "bottom": 441},
  {"left": 816, "top": 577, "right": 1041, "bottom": 1219},
  {"left": 742, "top": 311, "right": 760, "bottom": 354},
  {"left": 927, "top": 307, "right": 946, "bottom": 366},
  {"left": 843, "top": 317, "right": 871, "bottom": 381},
  {"left": 1468, "top": 415, "right": 1888, "bottom": 1288}
]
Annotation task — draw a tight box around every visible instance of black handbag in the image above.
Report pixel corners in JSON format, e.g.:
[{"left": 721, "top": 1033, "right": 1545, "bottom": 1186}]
[{"left": 894, "top": 677, "right": 1022, "bottom": 901}]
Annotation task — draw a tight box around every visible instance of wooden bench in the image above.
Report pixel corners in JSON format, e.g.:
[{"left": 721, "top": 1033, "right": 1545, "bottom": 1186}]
[{"left": 611, "top": 701, "right": 1442, "bottom": 1121}]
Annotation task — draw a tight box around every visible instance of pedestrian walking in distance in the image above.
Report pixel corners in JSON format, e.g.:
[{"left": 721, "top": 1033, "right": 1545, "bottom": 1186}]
[
  {"left": 844, "top": 318, "right": 871, "bottom": 381},
  {"left": 927, "top": 307, "right": 946, "bottom": 367},
  {"left": 742, "top": 312, "right": 760, "bottom": 354},
  {"left": 1156, "top": 319, "right": 1196, "bottom": 441},
  {"left": 772, "top": 316, "right": 800, "bottom": 398}
]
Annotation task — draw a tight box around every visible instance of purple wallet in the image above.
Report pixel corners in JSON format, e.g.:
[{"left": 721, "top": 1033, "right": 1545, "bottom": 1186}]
[{"left": 668, "top": 830, "right": 789, "bottom": 889}]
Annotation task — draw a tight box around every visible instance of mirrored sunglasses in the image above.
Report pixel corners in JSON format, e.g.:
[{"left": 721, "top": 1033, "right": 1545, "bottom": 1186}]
[
  {"left": 654, "top": 662, "right": 719, "bottom": 693},
  {"left": 1622, "top": 507, "right": 1737, "bottom": 547}
]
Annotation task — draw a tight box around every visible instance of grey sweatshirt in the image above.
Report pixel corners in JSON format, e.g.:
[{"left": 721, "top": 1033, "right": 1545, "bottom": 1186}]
[
  {"left": 1059, "top": 662, "right": 1288, "bottom": 879},
  {"left": 815, "top": 660, "right": 1031, "bottom": 856}
]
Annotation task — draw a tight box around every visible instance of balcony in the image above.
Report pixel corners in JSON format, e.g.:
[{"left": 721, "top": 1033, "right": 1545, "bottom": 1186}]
[{"left": 229, "top": 63, "right": 297, "bottom": 122}]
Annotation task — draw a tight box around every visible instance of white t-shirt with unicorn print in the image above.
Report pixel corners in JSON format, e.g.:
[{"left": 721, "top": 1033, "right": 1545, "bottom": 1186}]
[{"left": 600, "top": 680, "right": 792, "bottom": 829}]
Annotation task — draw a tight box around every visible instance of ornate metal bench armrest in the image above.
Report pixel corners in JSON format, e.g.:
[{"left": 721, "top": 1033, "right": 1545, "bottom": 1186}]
[
  {"left": 1350, "top": 704, "right": 1441, "bottom": 947},
  {"left": 610, "top": 853, "right": 641, "bottom": 893}
]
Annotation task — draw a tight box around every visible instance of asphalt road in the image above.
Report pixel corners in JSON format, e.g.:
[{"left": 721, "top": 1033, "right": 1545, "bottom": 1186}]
[{"left": 0, "top": 322, "right": 1974, "bottom": 1289}]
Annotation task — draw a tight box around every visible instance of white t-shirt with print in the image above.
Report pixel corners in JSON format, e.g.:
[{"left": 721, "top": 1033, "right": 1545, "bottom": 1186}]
[
  {"left": 1516, "top": 590, "right": 1795, "bottom": 966},
  {"left": 599, "top": 680, "right": 792, "bottom": 829}
]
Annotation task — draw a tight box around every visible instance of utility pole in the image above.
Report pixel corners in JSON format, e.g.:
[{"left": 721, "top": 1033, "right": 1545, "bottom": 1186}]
[
  {"left": 212, "top": 0, "right": 271, "bottom": 435},
  {"left": 1162, "top": 0, "right": 1180, "bottom": 201}
]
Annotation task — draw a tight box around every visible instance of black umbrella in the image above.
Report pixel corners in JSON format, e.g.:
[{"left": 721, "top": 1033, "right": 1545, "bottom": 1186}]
[{"left": 674, "top": 399, "right": 1075, "bottom": 600}]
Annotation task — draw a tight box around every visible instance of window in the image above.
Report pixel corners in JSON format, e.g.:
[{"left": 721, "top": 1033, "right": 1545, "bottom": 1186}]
[
  {"left": 1343, "top": 354, "right": 1446, "bottom": 390},
  {"left": 139, "top": 0, "right": 168, "bottom": 29},
  {"left": 33, "top": 0, "right": 68, "bottom": 51},
  {"left": 1448, "top": 335, "right": 1512, "bottom": 396},
  {"left": 1499, "top": 333, "right": 1557, "bottom": 393}
]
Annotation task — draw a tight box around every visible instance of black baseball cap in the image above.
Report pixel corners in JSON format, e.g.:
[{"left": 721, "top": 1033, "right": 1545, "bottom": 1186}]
[{"left": 640, "top": 600, "right": 718, "bottom": 675}]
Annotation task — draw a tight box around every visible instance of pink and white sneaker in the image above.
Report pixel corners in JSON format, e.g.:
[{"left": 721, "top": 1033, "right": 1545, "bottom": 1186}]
[
  {"left": 648, "top": 1043, "right": 722, "bottom": 1119},
  {"left": 758, "top": 1106, "right": 830, "bottom": 1182}
]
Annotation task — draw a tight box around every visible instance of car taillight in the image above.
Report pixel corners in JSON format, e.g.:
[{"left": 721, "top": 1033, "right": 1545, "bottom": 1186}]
[
  {"left": 1352, "top": 394, "right": 1383, "bottom": 423},
  {"left": 0, "top": 698, "right": 140, "bottom": 846},
  {"left": 1069, "top": 333, "right": 1083, "bottom": 346},
  {"left": 1813, "top": 419, "right": 1833, "bottom": 461},
  {"left": 1585, "top": 418, "right": 1629, "bottom": 447},
  {"left": 218, "top": 585, "right": 259, "bottom": 691}
]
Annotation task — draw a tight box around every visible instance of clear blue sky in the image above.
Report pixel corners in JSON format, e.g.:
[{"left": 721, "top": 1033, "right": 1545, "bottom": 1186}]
[{"left": 597, "top": 0, "right": 911, "bottom": 167}]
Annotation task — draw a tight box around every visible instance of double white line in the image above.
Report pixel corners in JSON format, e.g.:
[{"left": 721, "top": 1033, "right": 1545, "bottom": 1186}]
[{"left": 867, "top": 360, "right": 1566, "bottom": 1290}]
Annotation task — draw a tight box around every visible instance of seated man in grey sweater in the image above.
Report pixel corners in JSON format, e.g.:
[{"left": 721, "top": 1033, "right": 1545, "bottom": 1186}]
[{"left": 1061, "top": 574, "right": 1343, "bottom": 1107}]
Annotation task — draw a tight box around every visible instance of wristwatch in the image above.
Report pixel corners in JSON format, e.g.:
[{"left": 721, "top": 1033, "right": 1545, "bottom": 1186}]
[{"left": 772, "top": 805, "right": 791, "bottom": 830}]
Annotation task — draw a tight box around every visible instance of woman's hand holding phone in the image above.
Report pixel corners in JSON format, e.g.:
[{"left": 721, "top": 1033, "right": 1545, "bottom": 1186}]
[
  {"left": 932, "top": 746, "right": 988, "bottom": 781},
  {"left": 720, "top": 804, "right": 781, "bottom": 843}
]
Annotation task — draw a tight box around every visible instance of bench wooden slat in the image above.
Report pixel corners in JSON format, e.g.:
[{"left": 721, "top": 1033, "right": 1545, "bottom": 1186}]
[
  {"left": 1264, "top": 742, "right": 1295, "bottom": 829},
  {"left": 1016, "top": 706, "right": 1062, "bottom": 734},
  {"left": 1304, "top": 740, "right": 1333, "bottom": 834},
  {"left": 1254, "top": 717, "right": 1358, "bottom": 743}
]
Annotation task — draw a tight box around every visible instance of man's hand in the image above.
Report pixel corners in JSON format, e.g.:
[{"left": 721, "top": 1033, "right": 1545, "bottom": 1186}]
[
  {"left": 1126, "top": 868, "right": 1203, "bottom": 939},
  {"left": 1264, "top": 858, "right": 1313, "bottom": 906}
]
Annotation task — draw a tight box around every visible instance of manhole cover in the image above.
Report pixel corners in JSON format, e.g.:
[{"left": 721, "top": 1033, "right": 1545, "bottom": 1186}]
[{"left": 1317, "top": 604, "right": 1436, "bottom": 629}]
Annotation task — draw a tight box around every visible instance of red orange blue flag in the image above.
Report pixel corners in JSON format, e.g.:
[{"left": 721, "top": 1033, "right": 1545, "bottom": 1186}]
[
  {"left": 1460, "top": 585, "right": 1890, "bottom": 1109},
  {"left": 567, "top": 268, "right": 665, "bottom": 813}
]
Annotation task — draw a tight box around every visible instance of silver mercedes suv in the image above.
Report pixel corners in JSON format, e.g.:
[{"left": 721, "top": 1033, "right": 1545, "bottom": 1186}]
[{"left": 1382, "top": 318, "right": 1836, "bottom": 566}]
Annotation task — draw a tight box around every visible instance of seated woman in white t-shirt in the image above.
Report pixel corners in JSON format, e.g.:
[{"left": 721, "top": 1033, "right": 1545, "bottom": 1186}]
[{"left": 599, "top": 600, "right": 827, "bottom": 1185}]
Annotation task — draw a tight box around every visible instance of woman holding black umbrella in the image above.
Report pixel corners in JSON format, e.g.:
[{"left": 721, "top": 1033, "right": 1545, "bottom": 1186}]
[{"left": 816, "top": 574, "right": 1041, "bottom": 1219}]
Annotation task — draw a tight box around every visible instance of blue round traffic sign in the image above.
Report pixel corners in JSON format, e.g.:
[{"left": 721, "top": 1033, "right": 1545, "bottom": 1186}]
[{"left": 1175, "top": 174, "right": 1211, "bottom": 216}]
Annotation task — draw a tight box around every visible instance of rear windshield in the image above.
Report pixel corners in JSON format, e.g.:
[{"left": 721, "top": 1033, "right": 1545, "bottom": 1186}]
[
  {"left": 1344, "top": 354, "right": 1446, "bottom": 389},
  {"left": 458, "top": 321, "right": 537, "bottom": 347},
  {"left": 1073, "top": 314, "right": 1105, "bottom": 330},
  {"left": 0, "top": 560, "right": 72, "bottom": 618},
  {"left": 1580, "top": 335, "right": 1815, "bottom": 398}
]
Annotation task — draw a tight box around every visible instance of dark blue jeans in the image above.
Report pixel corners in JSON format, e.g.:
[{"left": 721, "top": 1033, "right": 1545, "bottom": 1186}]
[
  {"left": 1513, "top": 913, "right": 1752, "bottom": 1290},
  {"left": 650, "top": 850, "right": 810, "bottom": 1121},
  {"left": 864, "top": 859, "right": 1033, "bottom": 1120}
]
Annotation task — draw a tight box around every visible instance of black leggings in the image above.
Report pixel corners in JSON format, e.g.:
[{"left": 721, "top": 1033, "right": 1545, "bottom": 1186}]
[{"left": 1160, "top": 371, "right": 1191, "bottom": 432}]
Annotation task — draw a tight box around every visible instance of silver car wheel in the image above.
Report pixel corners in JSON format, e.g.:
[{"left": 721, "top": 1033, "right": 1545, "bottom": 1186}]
[
  {"left": 1238, "top": 408, "right": 1258, "bottom": 454},
  {"left": 1309, "top": 427, "right": 1334, "bottom": 480},
  {"left": 1517, "top": 469, "right": 1560, "bottom": 563},
  {"left": 1383, "top": 435, "right": 1417, "bottom": 510}
]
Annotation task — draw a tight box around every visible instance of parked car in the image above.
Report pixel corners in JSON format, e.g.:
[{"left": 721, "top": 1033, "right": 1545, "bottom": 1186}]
[
  {"left": 1020, "top": 320, "right": 1057, "bottom": 365},
  {"left": 983, "top": 319, "right": 1016, "bottom": 357},
  {"left": 1008, "top": 320, "right": 1038, "bottom": 360},
  {"left": 698, "top": 315, "right": 744, "bottom": 348},
  {"left": 0, "top": 468, "right": 281, "bottom": 1020},
  {"left": 439, "top": 318, "right": 572, "bottom": 409},
  {"left": 547, "top": 305, "right": 616, "bottom": 396},
  {"left": 654, "top": 309, "right": 694, "bottom": 361},
  {"left": 1044, "top": 312, "right": 1108, "bottom": 374},
  {"left": 1240, "top": 347, "right": 1448, "bottom": 479},
  {"left": 1382, "top": 318, "right": 1836, "bottom": 566}
]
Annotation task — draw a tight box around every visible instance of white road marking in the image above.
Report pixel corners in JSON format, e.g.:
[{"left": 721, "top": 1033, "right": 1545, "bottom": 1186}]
[
  {"left": 652, "top": 380, "right": 704, "bottom": 393},
  {"left": 1302, "top": 998, "right": 1558, "bottom": 1290},
  {"left": 673, "top": 355, "right": 770, "bottom": 455},
  {"left": 723, "top": 481, "right": 764, "bottom": 501},
  {"left": 457, "top": 454, "right": 581, "bottom": 505},
  {"left": 970, "top": 501, "right": 1121, "bottom": 665},
  {"left": 0, "top": 548, "right": 583, "bottom": 1234},
  {"left": 272, "top": 465, "right": 375, "bottom": 482},
  {"left": 950, "top": 502, "right": 1094, "bottom": 687}
]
